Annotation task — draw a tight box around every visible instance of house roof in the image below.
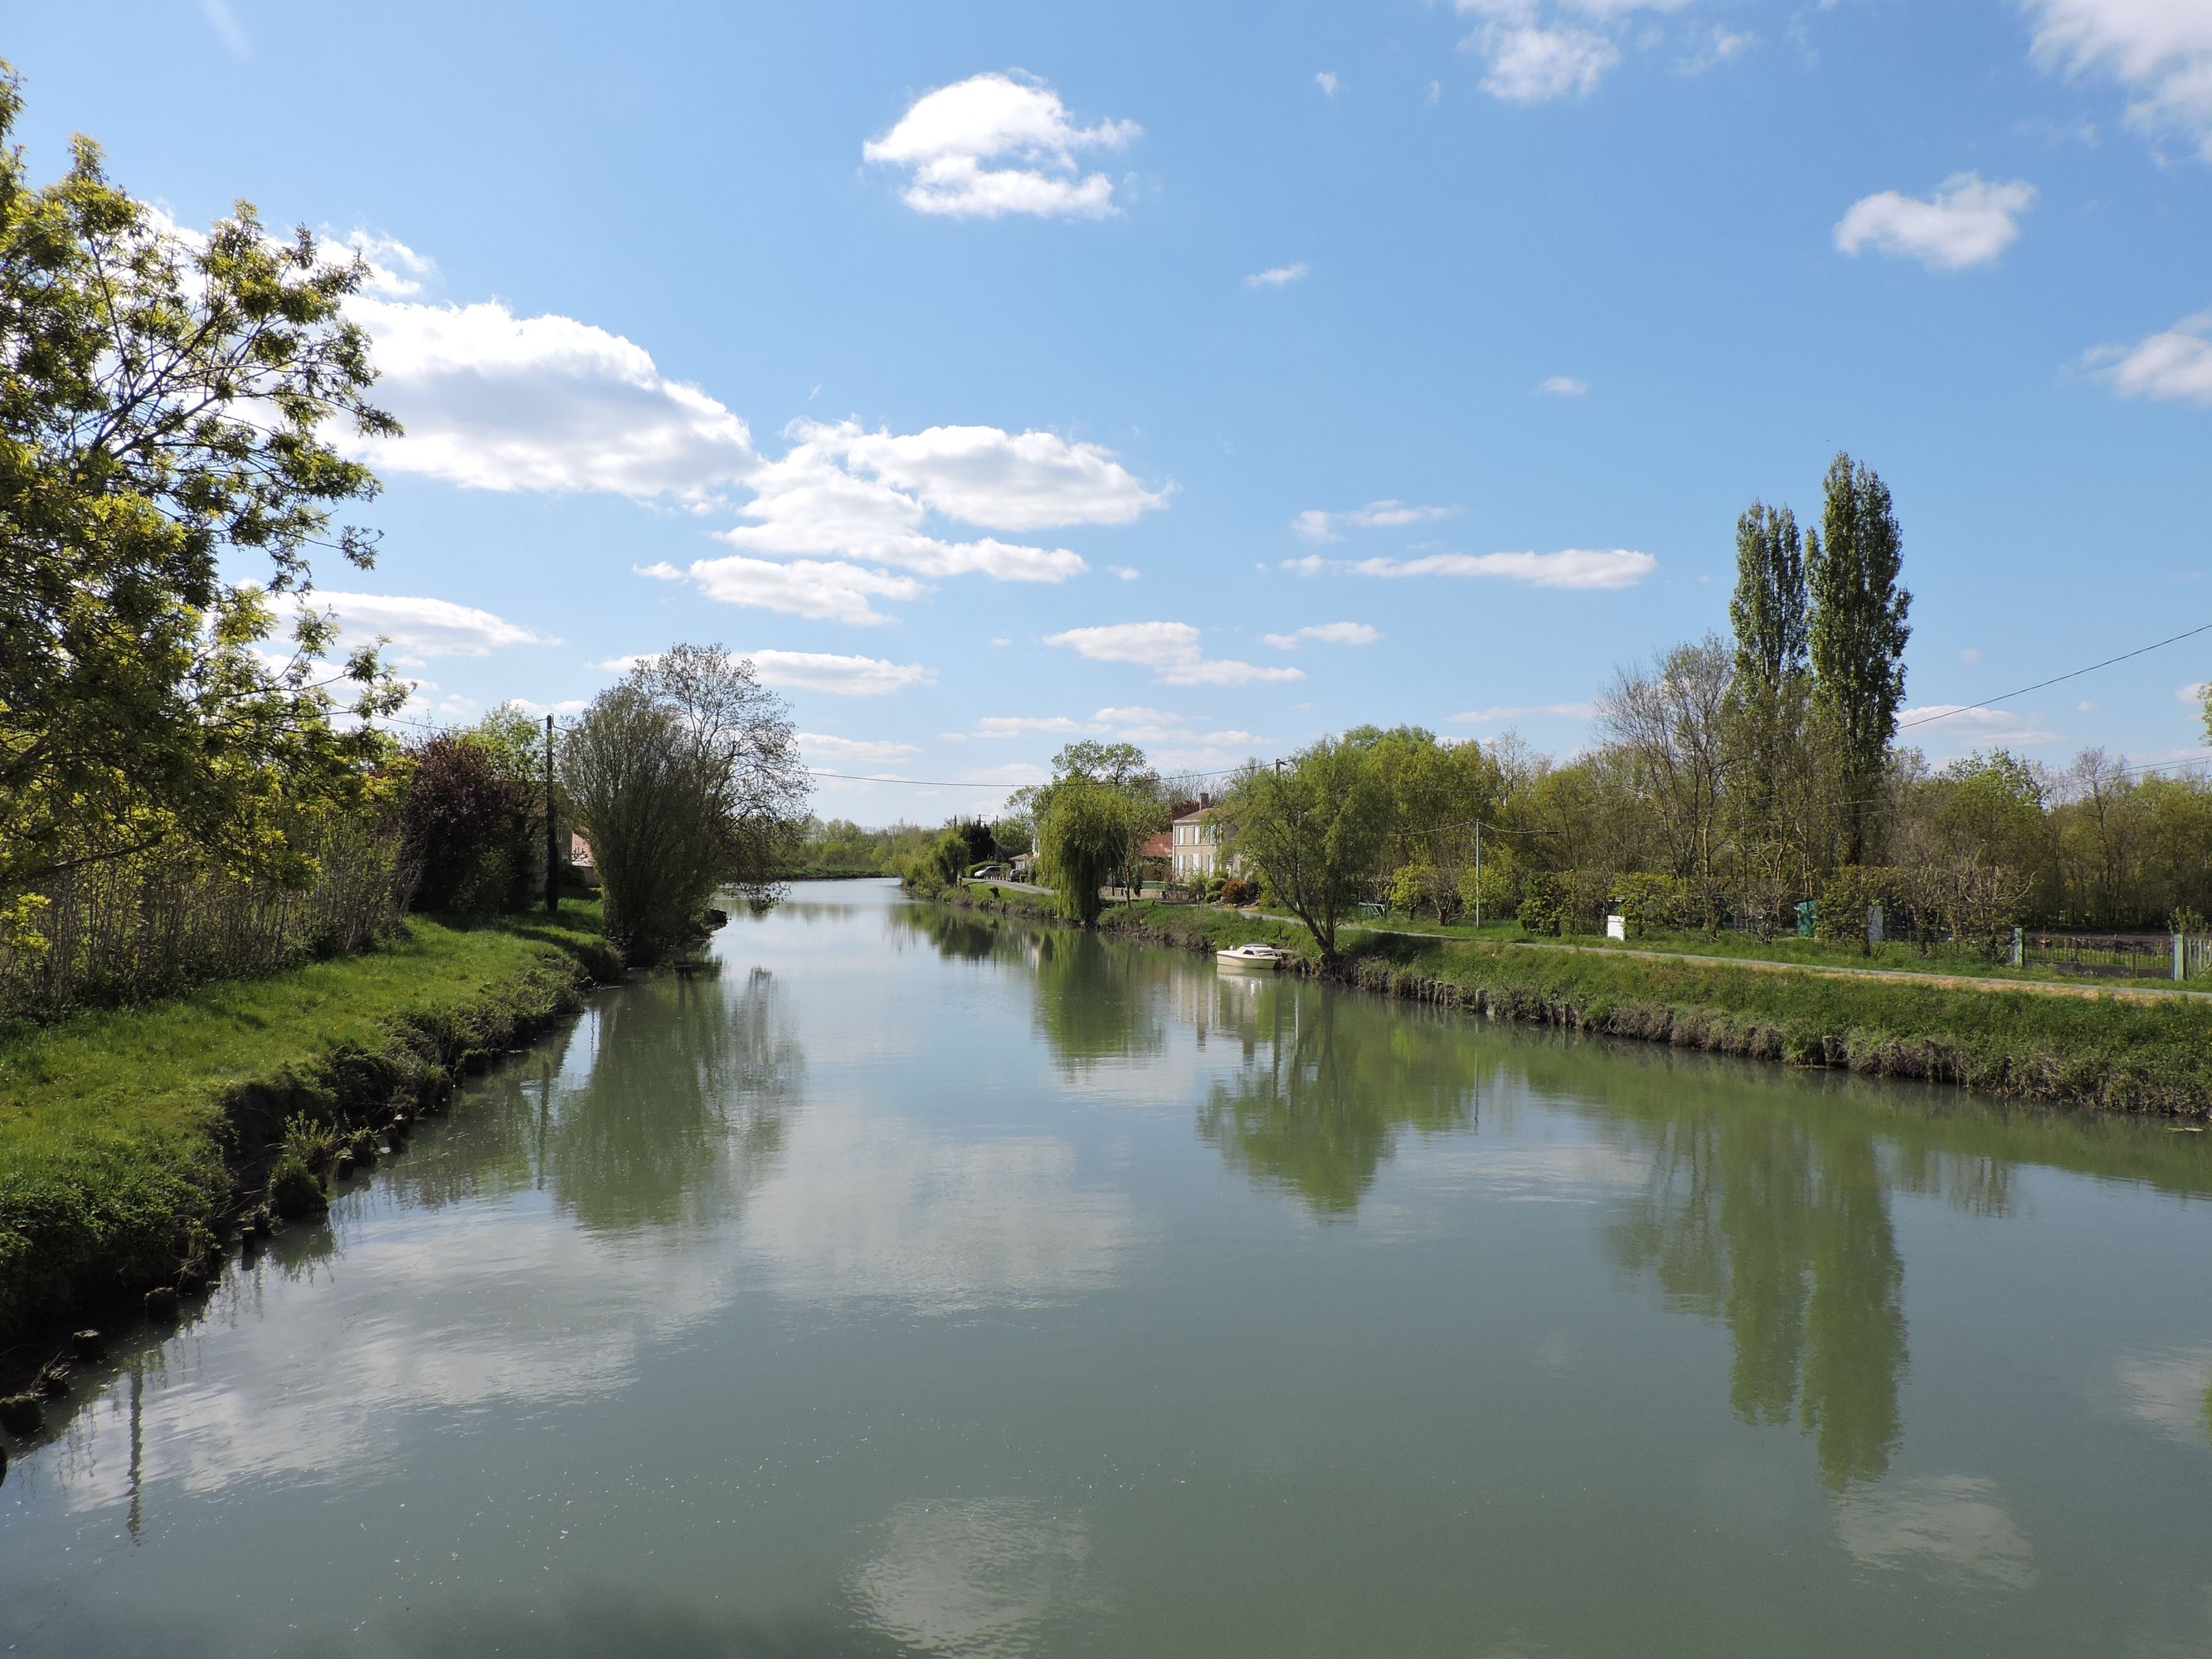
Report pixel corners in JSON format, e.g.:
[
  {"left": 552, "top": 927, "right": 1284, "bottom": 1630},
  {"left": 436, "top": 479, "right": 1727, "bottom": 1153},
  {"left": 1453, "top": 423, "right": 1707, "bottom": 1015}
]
[
  {"left": 1139, "top": 830, "right": 1171, "bottom": 859},
  {"left": 1171, "top": 805, "right": 1218, "bottom": 825}
]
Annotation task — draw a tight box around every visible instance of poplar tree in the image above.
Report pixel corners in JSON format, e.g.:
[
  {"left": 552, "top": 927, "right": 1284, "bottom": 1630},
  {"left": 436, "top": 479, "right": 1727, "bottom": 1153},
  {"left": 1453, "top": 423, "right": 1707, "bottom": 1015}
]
[
  {"left": 1725, "top": 504, "right": 1813, "bottom": 902},
  {"left": 1807, "top": 454, "right": 1911, "bottom": 864}
]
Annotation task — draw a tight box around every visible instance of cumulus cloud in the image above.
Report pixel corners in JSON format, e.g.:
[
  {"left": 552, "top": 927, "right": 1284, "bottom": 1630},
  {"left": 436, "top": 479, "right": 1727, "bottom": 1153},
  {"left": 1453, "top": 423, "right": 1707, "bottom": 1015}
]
[
  {"left": 1895, "top": 703, "right": 2066, "bottom": 752},
  {"left": 1315, "top": 71, "right": 1341, "bottom": 96},
  {"left": 1539, "top": 375, "right": 1590, "bottom": 396},
  {"left": 1292, "top": 500, "right": 1459, "bottom": 542},
  {"left": 1834, "top": 173, "right": 2038, "bottom": 271},
  {"left": 1044, "top": 621, "right": 1305, "bottom": 686},
  {"left": 1457, "top": 0, "right": 1753, "bottom": 103},
  {"left": 1344, "top": 548, "right": 1657, "bottom": 589},
  {"left": 304, "top": 591, "right": 554, "bottom": 660},
  {"left": 1246, "top": 262, "right": 1310, "bottom": 289},
  {"left": 702, "top": 420, "right": 1160, "bottom": 591},
  {"left": 2085, "top": 310, "right": 2212, "bottom": 404},
  {"left": 639, "top": 555, "right": 927, "bottom": 626},
  {"left": 1449, "top": 701, "right": 1597, "bottom": 724},
  {"left": 746, "top": 650, "right": 935, "bottom": 697},
  {"left": 863, "top": 71, "right": 1140, "bottom": 220},
  {"left": 1262, "top": 621, "right": 1382, "bottom": 649},
  {"left": 962, "top": 715, "right": 1098, "bottom": 739},
  {"left": 2023, "top": 0, "right": 2212, "bottom": 159},
  {"left": 348, "top": 297, "right": 760, "bottom": 499}
]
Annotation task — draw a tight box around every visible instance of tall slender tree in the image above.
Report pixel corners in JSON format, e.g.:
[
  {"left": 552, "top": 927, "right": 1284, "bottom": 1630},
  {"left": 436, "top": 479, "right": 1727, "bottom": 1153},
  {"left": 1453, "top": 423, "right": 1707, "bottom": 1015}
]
[
  {"left": 1725, "top": 502, "right": 1812, "bottom": 907},
  {"left": 1807, "top": 455, "right": 1910, "bottom": 864}
]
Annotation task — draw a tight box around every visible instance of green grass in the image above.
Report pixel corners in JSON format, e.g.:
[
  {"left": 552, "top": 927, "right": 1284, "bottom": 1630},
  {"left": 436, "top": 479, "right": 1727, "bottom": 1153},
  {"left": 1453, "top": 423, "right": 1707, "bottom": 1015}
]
[
  {"left": 0, "top": 901, "right": 615, "bottom": 1350},
  {"left": 949, "top": 884, "right": 2212, "bottom": 1115}
]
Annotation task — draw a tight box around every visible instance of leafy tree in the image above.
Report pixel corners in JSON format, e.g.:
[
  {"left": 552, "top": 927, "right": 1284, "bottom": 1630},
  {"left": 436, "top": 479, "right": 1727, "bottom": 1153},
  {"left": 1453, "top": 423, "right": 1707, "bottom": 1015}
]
[
  {"left": 1596, "top": 635, "right": 1733, "bottom": 917},
  {"left": 397, "top": 735, "right": 532, "bottom": 912},
  {"left": 0, "top": 64, "right": 405, "bottom": 917},
  {"left": 562, "top": 648, "right": 806, "bottom": 961},
  {"left": 1036, "top": 778, "right": 1131, "bottom": 925},
  {"left": 1726, "top": 501, "right": 1815, "bottom": 891},
  {"left": 1218, "top": 738, "right": 1389, "bottom": 964},
  {"left": 1808, "top": 454, "right": 1911, "bottom": 864},
  {"left": 1014, "top": 740, "right": 1169, "bottom": 901}
]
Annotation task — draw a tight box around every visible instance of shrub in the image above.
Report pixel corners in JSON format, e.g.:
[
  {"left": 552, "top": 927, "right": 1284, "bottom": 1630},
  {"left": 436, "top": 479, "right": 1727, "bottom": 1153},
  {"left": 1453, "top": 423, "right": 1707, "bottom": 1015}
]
[
  {"left": 268, "top": 1151, "right": 327, "bottom": 1219},
  {"left": 1613, "top": 873, "right": 1690, "bottom": 938},
  {"left": 399, "top": 736, "right": 532, "bottom": 913},
  {"left": 1519, "top": 873, "right": 1567, "bottom": 937},
  {"left": 1220, "top": 876, "right": 1257, "bottom": 907}
]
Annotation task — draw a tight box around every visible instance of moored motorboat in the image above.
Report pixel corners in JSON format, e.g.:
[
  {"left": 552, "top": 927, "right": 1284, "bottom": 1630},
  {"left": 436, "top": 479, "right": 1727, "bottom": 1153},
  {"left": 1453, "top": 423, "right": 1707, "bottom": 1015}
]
[{"left": 1216, "top": 942, "right": 1286, "bottom": 970}]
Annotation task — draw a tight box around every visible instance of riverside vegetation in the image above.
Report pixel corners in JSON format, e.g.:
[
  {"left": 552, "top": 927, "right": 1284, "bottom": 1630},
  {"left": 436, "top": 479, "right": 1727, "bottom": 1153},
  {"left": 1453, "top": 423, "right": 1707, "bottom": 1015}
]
[{"left": 0, "top": 70, "right": 808, "bottom": 1364}]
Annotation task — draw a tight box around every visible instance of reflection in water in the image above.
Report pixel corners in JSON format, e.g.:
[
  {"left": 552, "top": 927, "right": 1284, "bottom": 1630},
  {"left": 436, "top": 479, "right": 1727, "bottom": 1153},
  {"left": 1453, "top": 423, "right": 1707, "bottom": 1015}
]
[
  {"left": 1834, "top": 1476, "right": 2037, "bottom": 1590},
  {"left": 547, "top": 966, "right": 800, "bottom": 1231},
  {"left": 850, "top": 1498, "right": 1100, "bottom": 1657},
  {"left": 2113, "top": 1349, "right": 2212, "bottom": 1446},
  {"left": 1602, "top": 1088, "right": 1908, "bottom": 1488},
  {"left": 1196, "top": 979, "right": 1480, "bottom": 1217}
]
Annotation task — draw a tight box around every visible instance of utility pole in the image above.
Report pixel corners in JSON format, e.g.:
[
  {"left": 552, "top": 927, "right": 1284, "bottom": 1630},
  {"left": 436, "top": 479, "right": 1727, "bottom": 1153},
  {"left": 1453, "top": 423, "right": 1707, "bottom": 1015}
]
[{"left": 543, "top": 713, "right": 559, "bottom": 914}]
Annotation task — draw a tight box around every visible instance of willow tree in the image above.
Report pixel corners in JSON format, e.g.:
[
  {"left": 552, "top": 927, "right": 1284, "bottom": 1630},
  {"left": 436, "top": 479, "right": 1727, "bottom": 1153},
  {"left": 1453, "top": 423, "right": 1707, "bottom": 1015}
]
[
  {"left": 1036, "top": 779, "right": 1131, "bottom": 925},
  {"left": 562, "top": 648, "right": 807, "bottom": 962},
  {"left": 1808, "top": 454, "right": 1911, "bottom": 864},
  {"left": 0, "top": 63, "right": 405, "bottom": 924}
]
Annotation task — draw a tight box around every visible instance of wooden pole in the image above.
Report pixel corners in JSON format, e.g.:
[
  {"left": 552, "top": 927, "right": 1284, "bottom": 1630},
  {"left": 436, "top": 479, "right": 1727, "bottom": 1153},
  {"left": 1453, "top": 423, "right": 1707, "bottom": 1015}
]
[{"left": 544, "top": 713, "right": 559, "bottom": 914}]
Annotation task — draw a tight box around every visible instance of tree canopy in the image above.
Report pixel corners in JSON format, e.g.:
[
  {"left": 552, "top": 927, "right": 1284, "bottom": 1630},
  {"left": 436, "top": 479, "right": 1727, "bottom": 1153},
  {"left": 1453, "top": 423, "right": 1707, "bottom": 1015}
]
[{"left": 0, "top": 63, "right": 404, "bottom": 922}]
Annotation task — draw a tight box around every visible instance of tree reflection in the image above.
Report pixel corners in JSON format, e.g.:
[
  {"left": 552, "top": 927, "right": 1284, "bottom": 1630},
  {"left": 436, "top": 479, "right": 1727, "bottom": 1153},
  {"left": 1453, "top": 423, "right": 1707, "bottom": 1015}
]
[
  {"left": 1602, "top": 1080, "right": 1906, "bottom": 1489},
  {"left": 543, "top": 965, "right": 801, "bottom": 1232},
  {"left": 1197, "top": 982, "right": 1479, "bottom": 1217},
  {"left": 1027, "top": 929, "right": 1169, "bottom": 1072}
]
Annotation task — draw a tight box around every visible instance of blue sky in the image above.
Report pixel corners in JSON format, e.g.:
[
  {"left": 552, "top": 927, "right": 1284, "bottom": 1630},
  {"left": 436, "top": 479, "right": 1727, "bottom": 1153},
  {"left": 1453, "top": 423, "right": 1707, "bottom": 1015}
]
[{"left": 12, "top": 1, "right": 2212, "bottom": 820}]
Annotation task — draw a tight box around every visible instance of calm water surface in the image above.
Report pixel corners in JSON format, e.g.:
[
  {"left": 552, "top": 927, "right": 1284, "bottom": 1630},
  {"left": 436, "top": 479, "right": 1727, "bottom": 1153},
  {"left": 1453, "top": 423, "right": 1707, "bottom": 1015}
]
[{"left": 4, "top": 880, "right": 2211, "bottom": 1657}]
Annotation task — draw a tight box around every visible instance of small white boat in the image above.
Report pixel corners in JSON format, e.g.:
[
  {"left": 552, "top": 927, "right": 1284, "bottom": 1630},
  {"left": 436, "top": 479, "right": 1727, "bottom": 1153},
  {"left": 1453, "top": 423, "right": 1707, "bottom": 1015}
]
[{"left": 1217, "top": 942, "right": 1287, "bottom": 970}]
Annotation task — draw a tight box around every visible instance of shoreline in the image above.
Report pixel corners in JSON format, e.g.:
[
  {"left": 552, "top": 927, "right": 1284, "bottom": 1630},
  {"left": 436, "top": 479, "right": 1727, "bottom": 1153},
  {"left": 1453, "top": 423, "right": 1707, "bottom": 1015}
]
[
  {"left": 0, "top": 906, "right": 622, "bottom": 1405},
  {"left": 934, "top": 884, "right": 2212, "bottom": 1118}
]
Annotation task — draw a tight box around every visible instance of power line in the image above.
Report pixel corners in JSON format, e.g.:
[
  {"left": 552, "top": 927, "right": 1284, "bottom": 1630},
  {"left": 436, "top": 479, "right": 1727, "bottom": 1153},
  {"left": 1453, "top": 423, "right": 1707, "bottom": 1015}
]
[{"left": 1898, "top": 620, "right": 2212, "bottom": 731}]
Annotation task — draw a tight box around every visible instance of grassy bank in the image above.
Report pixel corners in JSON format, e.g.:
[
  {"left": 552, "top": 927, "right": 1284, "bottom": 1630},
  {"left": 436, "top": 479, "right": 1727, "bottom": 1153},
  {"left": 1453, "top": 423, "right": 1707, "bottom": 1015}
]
[
  {"left": 945, "top": 884, "right": 2212, "bottom": 1116},
  {"left": 0, "top": 902, "right": 619, "bottom": 1356}
]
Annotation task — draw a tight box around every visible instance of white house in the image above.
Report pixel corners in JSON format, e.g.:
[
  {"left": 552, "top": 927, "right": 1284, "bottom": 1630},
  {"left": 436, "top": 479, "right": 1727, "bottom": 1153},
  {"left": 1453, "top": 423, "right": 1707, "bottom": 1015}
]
[{"left": 1171, "top": 803, "right": 1223, "bottom": 879}]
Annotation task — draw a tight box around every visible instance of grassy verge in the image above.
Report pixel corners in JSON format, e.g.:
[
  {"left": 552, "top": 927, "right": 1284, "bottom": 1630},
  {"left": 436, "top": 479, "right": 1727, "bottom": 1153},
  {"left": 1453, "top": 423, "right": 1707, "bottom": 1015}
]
[
  {"left": 946, "top": 884, "right": 2212, "bottom": 1116},
  {"left": 0, "top": 902, "right": 619, "bottom": 1354}
]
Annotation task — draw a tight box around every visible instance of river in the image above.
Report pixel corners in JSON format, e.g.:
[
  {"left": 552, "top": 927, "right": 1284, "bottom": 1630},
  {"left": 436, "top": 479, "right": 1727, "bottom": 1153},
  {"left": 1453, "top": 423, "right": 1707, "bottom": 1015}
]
[{"left": 3, "top": 879, "right": 2210, "bottom": 1656}]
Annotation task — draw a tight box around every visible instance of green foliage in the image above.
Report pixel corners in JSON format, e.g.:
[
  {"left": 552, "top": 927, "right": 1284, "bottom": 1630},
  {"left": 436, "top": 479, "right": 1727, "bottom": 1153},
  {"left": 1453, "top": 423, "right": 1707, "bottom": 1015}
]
[
  {"left": 1219, "top": 738, "right": 1390, "bottom": 961},
  {"left": 0, "top": 899, "right": 609, "bottom": 1342},
  {"left": 1518, "top": 872, "right": 1567, "bottom": 937},
  {"left": 1612, "top": 873, "right": 1692, "bottom": 937},
  {"left": 0, "top": 64, "right": 407, "bottom": 902},
  {"left": 1808, "top": 454, "right": 1912, "bottom": 862},
  {"left": 563, "top": 647, "right": 807, "bottom": 963},
  {"left": 1816, "top": 866, "right": 1898, "bottom": 954},
  {"left": 267, "top": 1151, "right": 328, "bottom": 1219},
  {"left": 398, "top": 734, "right": 532, "bottom": 912},
  {"left": 1037, "top": 780, "right": 1132, "bottom": 925},
  {"left": 280, "top": 1110, "right": 341, "bottom": 1174}
]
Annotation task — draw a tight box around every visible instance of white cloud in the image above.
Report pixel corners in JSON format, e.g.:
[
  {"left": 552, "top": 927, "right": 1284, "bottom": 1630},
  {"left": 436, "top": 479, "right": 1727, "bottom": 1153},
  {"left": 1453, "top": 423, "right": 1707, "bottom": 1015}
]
[
  {"left": 1539, "top": 375, "right": 1590, "bottom": 396},
  {"left": 2086, "top": 310, "right": 2212, "bottom": 404},
  {"left": 1349, "top": 548, "right": 1657, "bottom": 589},
  {"left": 1834, "top": 173, "right": 2038, "bottom": 271},
  {"left": 2023, "top": 0, "right": 2212, "bottom": 159},
  {"left": 1246, "top": 262, "right": 1310, "bottom": 289},
  {"left": 1044, "top": 621, "right": 1305, "bottom": 686},
  {"left": 196, "top": 0, "right": 251, "bottom": 60},
  {"left": 1292, "top": 500, "right": 1459, "bottom": 542},
  {"left": 746, "top": 650, "right": 935, "bottom": 697},
  {"left": 335, "top": 230, "right": 434, "bottom": 299},
  {"left": 863, "top": 71, "right": 1140, "bottom": 220},
  {"left": 1262, "top": 621, "right": 1382, "bottom": 649},
  {"left": 1896, "top": 704, "right": 2066, "bottom": 751},
  {"left": 707, "top": 420, "right": 1162, "bottom": 596},
  {"left": 348, "top": 297, "right": 759, "bottom": 499},
  {"left": 643, "top": 554, "right": 927, "bottom": 625},
  {"left": 1680, "top": 25, "right": 1754, "bottom": 74},
  {"left": 2177, "top": 681, "right": 2210, "bottom": 705},
  {"left": 1107, "top": 564, "right": 1140, "bottom": 581},
  {"left": 797, "top": 732, "right": 923, "bottom": 765},
  {"left": 509, "top": 697, "right": 587, "bottom": 718},
  {"left": 305, "top": 591, "right": 553, "bottom": 659},
  {"left": 1962, "top": 647, "right": 1982, "bottom": 663},
  {"left": 1468, "top": 23, "right": 1621, "bottom": 102},
  {"left": 1315, "top": 71, "right": 1341, "bottom": 96},
  {"left": 1449, "top": 701, "right": 1597, "bottom": 724}
]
